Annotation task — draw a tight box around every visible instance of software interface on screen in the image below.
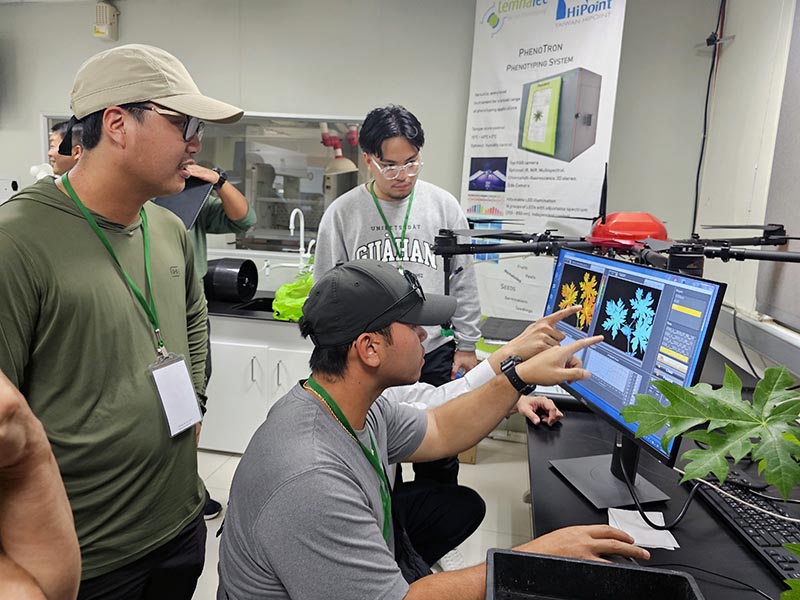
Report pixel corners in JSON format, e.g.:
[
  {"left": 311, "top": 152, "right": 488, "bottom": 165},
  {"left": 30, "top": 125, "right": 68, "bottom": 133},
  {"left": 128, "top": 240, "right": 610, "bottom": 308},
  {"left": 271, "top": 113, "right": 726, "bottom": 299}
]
[{"left": 544, "top": 249, "right": 725, "bottom": 460}]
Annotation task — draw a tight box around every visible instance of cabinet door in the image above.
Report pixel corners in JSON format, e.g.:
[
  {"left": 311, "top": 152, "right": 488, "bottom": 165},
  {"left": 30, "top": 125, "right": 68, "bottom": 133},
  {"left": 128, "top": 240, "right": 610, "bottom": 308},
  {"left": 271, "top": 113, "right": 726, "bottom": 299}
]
[
  {"left": 267, "top": 348, "right": 312, "bottom": 401},
  {"left": 199, "top": 341, "right": 270, "bottom": 454}
]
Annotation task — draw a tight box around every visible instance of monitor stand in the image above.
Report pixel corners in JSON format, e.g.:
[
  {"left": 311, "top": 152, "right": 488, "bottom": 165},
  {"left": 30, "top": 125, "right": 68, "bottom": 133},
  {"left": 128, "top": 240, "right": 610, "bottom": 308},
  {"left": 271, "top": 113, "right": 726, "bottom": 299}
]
[{"left": 550, "top": 434, "right": 670, "bottom": 509}]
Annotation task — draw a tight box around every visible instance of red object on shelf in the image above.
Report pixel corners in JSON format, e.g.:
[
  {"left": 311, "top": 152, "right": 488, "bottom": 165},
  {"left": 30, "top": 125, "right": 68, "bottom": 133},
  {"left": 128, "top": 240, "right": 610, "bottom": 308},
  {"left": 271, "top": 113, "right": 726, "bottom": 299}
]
[
  {"left": 587, "top": 212, "right": 669, "bottom": 248},
  {"left": 345, "top": 126, "right": 359, "bottom": 147}
]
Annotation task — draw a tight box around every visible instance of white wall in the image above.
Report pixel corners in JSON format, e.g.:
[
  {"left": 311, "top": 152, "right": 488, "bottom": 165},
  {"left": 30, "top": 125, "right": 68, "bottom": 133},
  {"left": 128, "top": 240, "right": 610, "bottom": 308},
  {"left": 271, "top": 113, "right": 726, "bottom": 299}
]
[
  {"left": 609, "top": 0, "right": 721, "bottom": 238},
  {"left": 0, "top": 0, "right": 477, "bottom": 194},
  {"left": 696, "top": 0, "right": 799, "bottom": 375},
  {"left": 699, "top": 0, "right": 795, "bottom": 315},
  {"left": 0, "top": 0, "right": 747, "bottom": 220}
]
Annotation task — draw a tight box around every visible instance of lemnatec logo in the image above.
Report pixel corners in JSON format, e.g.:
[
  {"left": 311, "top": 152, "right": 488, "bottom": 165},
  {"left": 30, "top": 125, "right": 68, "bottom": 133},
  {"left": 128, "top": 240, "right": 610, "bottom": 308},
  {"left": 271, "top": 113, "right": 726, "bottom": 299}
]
[
  {"left": 556, "top": 0, "right": 613, "bottom": 21},
  {"left": 482, "top": 0, "right": 548, "bottom": 36}
]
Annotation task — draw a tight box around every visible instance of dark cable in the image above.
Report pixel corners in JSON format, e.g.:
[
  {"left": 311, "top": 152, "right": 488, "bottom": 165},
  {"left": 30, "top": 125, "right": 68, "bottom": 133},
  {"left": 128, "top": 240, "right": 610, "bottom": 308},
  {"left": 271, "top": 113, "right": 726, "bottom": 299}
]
[
  {"left": 691, "top": 0, "right": 727, "bottom": 235},
  {"left": 748, "top": 488, "right": 800, "bottom": 504},
  {"left": 620, "top": 466, "right": 701, "bottom": 530},
  {"left": 732, "top": 307, "right": 759, "bottom": 378},
  {"left": 654, "top": 563, "right": 775, "bottom": 600}
]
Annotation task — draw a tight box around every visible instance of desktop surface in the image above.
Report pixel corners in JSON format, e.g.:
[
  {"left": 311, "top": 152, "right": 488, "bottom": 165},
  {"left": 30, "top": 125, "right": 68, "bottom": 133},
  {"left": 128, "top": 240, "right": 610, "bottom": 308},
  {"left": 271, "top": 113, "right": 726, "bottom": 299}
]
[{"left": 527, "top": 410, "right": 791, "bottom": 600}]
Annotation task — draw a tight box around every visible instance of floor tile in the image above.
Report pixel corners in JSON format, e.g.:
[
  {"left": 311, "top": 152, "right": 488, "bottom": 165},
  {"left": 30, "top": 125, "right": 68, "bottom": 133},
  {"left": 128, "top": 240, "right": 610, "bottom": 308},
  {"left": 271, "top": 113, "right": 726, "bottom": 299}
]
[
  {"left": 203, "top": 455, "right": 241, "bottom": 490},
  {"left": 197, "top": 451, "right": 233, "bottom": 480}
]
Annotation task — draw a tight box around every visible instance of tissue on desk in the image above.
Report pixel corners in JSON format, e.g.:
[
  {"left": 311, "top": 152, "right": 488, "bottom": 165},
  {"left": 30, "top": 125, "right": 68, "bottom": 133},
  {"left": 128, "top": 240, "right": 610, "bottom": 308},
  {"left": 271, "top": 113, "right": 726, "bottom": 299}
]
[{"left": 608, "top": 508, "right": 680, "bottom": 550}]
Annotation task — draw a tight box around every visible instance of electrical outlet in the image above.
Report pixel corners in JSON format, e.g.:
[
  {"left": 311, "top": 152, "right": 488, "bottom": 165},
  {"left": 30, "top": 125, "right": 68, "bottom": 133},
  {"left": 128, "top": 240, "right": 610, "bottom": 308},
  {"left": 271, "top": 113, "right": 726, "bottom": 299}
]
[{"left": 0, "top": 177, "right": 20, "bottom": 204}]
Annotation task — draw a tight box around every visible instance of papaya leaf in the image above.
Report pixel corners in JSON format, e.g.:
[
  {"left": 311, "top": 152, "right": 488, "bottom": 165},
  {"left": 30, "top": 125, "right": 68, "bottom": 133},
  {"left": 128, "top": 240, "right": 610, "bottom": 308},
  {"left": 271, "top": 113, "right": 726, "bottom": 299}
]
[
  {"left": 621, "top": 395, "right": 672, "bottom": 451},
  {"left": 651, "top": 380, "right": 732, "bottom": 433},
  {"left": 681, "top": 427, "right": 755, "bottom": 482},
  {"left": 785, "top": 545, "right": 800, "bottom": 599},
  {"left": 754, "top": 366, "right": 797, "bottom": 415},
  {"left": 624, "top": 363, "right": 800, "bottom": 499},
  {"left": 769, "top": 399, "right": 800, "bottom": 424},
  {"left": 690, "top": 367, "right": 758, "bottom": 426},
  {"left": 751, "top": 424, "right": 800, "bottom": 499},
  {"left": 783, "top": 579, "right": 800, "bottom": 600}
]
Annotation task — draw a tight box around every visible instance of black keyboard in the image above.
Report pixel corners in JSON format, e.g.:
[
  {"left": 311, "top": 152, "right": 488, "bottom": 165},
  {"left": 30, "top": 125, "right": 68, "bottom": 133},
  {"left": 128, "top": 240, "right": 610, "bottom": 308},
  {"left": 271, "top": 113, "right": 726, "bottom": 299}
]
[{"left": 698, "top": 478, "right": 800, "bottom": 581}]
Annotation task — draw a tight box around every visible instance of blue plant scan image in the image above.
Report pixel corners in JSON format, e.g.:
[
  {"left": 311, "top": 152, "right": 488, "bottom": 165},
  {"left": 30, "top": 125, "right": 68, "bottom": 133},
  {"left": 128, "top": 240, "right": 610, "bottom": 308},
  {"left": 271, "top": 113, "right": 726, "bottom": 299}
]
[
  {"left": 597, "top": 276, "right": 661, "bottom": 360},
  {"left": 468, "top": 157, "right": 508, "bottom": 192}
]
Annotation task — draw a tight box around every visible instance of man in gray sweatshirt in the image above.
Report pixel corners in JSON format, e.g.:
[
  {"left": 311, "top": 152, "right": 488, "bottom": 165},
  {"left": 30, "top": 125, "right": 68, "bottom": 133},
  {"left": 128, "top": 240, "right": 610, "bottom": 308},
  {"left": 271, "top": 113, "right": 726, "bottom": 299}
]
[{"left": 314, "top": 105, "right": 481, "bottom": 489}]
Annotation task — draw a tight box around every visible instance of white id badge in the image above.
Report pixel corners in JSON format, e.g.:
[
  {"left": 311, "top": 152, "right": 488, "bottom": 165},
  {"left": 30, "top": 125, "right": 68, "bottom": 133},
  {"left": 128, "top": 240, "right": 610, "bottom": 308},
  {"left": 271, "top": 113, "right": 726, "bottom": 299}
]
[{"left": 149, "top": 353, "right": 203, "bottom": 437}]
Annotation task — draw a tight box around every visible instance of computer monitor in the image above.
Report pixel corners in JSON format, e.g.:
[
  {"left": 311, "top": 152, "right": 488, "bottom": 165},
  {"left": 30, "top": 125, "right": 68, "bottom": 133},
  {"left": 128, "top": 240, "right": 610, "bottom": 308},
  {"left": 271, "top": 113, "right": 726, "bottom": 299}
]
[{"left": 545, "top": 248, "right": 726, "bottom": 509}]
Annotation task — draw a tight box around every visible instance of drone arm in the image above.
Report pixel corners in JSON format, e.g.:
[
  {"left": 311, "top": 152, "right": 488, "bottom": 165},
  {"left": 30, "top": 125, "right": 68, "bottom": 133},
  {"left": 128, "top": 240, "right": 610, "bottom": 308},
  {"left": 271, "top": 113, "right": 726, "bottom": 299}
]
[{"left": 703, "top": 246, "right": 800, "bottom": 263}]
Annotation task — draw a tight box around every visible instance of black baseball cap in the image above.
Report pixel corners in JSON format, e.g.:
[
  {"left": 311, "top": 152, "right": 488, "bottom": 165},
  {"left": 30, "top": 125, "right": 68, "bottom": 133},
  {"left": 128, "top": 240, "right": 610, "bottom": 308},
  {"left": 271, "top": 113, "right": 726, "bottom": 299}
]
[{"left": 301, "top": 260, "right": 456, "bottom": 347}]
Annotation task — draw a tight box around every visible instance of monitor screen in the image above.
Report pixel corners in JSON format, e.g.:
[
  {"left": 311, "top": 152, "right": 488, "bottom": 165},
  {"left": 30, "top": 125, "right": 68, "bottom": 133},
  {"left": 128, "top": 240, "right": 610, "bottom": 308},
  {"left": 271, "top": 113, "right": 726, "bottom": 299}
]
[{"left": 544, "top": 248, "right": 726, "bottom": 466}]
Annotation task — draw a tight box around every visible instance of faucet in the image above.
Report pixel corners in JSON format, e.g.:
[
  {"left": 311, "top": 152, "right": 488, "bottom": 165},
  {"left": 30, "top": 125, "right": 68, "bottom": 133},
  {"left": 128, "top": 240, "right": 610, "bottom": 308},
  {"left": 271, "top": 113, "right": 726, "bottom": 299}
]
[{"left": 289, "top": 208, "right": 305, "bottom": 255}]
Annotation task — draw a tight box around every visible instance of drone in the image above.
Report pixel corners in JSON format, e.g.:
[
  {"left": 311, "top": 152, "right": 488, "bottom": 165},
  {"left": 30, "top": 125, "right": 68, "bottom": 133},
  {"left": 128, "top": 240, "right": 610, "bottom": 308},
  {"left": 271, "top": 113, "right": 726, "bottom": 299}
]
[{"left": 435, "top": 213, "right": 800, "bottom": 294}]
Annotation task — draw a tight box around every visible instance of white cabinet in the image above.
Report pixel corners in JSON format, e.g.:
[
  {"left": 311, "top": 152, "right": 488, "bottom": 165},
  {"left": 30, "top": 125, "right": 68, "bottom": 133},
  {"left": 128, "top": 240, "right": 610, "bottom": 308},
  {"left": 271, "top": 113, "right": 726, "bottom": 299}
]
[
  {"left": 199, "top": 314, "right": 313, "bottom": 454},
  {"left": 200, "top": 341, "right": 271, "bottom": 454},
  {"left": 268, "top": 348, "right": 311, "bottom": 399}
]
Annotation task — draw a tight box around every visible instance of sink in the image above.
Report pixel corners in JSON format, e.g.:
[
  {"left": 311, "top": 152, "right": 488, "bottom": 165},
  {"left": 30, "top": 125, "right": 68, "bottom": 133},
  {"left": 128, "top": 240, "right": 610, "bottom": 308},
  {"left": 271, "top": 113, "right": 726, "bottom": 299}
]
[{"left": 231, "top": 297, "right": 274, "bottom": 312}]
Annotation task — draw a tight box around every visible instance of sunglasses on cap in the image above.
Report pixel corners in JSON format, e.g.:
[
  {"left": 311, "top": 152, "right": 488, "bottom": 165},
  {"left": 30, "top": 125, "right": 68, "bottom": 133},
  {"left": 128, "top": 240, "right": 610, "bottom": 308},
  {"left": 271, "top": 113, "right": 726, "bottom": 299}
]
[{"left": 360, "top": 269, "right": 426, "bottom": 334}]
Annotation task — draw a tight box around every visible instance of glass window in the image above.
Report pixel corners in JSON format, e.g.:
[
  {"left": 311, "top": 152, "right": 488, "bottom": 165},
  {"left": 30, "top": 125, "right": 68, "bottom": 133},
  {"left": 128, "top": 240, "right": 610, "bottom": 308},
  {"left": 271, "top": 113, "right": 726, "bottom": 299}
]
[{"left": 196, "top": 113, "right": 365, "bottom": 252}]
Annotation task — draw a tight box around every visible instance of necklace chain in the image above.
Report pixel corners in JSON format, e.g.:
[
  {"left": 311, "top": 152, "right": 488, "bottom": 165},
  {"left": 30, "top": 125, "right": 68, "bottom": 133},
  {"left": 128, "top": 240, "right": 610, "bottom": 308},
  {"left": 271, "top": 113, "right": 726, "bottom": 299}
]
[{"left": 303, "top": 381, "right": 374, "bottom": 455}]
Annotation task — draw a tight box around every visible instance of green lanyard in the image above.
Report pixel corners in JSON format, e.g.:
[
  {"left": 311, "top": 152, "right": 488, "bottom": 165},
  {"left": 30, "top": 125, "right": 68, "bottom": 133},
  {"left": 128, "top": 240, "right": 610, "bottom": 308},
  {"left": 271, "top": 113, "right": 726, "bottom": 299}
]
[
  {"left": 306, "top": 376, "right": 393, "bottom": 543},
  {"left": 60, "top": 173, "right": 168, "bottom": 359},
  {"left": 369, "top": 181, "right": 415, "bottom": 262}
]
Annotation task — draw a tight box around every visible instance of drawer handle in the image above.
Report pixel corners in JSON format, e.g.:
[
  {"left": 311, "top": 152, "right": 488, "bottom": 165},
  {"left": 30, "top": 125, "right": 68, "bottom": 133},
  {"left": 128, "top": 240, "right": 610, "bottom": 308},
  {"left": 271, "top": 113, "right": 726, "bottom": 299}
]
[{"left": 250, "top": 356, "right": 256, "bottom": 382}]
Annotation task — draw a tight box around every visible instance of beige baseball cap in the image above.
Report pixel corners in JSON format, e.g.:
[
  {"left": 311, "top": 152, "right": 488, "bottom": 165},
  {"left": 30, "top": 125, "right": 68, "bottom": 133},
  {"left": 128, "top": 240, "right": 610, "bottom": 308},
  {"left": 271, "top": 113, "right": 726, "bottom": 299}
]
[{"left": 70, "top": 44, "right": 243, "bottom": 123}]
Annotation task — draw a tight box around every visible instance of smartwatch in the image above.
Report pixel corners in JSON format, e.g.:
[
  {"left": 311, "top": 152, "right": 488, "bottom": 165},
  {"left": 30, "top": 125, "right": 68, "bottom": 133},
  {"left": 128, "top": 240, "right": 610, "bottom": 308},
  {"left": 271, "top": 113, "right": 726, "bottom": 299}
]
[
  {"left": 500, "top": 355, "right": 537, "bottom": 396},
  {"left": 212, "top": 167, "right": 228, "bottom": 190}
]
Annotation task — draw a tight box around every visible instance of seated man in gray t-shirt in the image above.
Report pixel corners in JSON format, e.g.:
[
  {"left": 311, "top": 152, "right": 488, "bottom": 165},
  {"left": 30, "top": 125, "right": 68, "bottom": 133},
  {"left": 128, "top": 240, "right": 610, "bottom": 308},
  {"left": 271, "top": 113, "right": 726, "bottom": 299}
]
[{"left": 217, "top": 260, "right": 650, "bottom": 600}]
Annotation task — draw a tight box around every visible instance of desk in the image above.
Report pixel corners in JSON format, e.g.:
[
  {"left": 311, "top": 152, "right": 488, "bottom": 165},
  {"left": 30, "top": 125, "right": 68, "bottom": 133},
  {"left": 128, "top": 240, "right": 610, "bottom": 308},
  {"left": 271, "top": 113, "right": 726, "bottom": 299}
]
[{"left": 527, "top": 411, "right": 790, "bottom": 600}]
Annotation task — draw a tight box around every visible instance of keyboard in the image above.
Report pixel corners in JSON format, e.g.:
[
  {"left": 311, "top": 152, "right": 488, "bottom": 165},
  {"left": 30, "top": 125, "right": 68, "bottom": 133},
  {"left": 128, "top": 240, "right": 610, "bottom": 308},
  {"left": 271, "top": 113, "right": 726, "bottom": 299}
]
[{"left": 698, "top": 476, "right": 800, "bottom": 581}]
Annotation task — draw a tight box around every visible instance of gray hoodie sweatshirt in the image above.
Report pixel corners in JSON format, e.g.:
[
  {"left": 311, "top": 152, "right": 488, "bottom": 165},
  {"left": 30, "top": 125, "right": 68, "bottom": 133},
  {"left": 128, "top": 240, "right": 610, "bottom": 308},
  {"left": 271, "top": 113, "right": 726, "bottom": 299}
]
[{"left": 313, "top": 179, "right": 481, "bottom": 353}]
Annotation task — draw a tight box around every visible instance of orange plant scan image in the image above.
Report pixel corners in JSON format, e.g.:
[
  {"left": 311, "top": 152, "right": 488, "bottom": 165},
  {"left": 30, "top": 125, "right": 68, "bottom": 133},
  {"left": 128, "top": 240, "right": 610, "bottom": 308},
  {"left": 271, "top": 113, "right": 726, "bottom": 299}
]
[{"left": 555, "top": 267, "right": 600, "bottom": 332}]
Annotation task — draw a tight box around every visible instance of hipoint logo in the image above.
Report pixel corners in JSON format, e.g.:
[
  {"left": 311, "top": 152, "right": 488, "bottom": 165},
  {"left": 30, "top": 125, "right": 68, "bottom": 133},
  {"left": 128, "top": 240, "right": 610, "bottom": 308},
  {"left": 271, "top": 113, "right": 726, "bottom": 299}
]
[{"left": 556, "top": 0, "right": 613, "bottom": 21}]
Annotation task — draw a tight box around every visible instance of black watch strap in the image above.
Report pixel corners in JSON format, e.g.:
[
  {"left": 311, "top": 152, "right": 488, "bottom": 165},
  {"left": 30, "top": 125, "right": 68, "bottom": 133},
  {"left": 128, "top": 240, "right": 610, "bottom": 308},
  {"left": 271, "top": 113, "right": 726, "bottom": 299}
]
[
  {"left": 212, "top": 167, "right": 228, "bottom": 190},
  {"left": 500, "top": 355, "right": 537, "bottom": 396}
]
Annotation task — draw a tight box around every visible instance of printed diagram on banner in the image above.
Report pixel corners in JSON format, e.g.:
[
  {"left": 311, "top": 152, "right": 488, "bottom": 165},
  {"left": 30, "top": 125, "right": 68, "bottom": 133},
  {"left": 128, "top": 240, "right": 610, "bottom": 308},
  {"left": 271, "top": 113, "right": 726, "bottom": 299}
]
[{"left": 474, "top": 255, "right": 554, "bottom": 319}]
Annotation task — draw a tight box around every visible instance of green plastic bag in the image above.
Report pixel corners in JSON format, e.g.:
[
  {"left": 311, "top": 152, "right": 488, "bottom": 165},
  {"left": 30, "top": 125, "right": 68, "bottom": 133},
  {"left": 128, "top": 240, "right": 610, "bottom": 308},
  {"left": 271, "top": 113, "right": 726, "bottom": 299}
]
[{"left": 272, "top": 268, "right": 313, "bottom": 322}]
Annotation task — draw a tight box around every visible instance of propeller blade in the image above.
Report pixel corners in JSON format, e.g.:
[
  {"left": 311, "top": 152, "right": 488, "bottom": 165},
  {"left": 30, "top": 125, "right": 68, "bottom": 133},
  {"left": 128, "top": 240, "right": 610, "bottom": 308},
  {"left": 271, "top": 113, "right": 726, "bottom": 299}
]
[
  {"left": 701, "top": 224, "right": 779, "bottom": 231},
  {"left": 450, "top": 229, "right": 523, "bottom": 239},
  {"left": 640, "top": 238, "right": 673, "bottom": 252}
]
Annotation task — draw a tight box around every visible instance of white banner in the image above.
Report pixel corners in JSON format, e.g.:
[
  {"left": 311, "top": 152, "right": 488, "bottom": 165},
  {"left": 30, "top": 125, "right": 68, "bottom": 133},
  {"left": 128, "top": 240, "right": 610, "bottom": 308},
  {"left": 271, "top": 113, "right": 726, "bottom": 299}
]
[{"left": 461, "top": 0, "right": 627, "bottom": 319}]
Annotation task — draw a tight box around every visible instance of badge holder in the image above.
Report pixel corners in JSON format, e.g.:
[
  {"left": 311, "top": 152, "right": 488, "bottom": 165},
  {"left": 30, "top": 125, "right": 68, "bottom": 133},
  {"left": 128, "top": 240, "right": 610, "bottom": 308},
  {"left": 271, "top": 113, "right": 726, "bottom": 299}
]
[{"left": 149, "top": 352, "right": 202, "bottom": 437}]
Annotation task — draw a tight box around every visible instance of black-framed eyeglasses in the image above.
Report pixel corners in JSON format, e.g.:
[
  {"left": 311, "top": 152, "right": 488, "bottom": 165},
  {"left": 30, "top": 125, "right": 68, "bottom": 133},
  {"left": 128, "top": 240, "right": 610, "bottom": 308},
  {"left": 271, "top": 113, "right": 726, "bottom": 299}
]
[
  {"left": 139, "top": 105, "right": 205, "bottom": 142},
  {"left": 361, "top": 269, "right": 425, "bottom": 334}
]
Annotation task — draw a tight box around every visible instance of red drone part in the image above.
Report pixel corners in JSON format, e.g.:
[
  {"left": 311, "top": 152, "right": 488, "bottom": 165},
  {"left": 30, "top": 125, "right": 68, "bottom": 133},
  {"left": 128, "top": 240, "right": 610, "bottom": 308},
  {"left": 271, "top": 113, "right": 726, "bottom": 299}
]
[{"left": 587, "top": 211, "right": 669, "bottom": 249}]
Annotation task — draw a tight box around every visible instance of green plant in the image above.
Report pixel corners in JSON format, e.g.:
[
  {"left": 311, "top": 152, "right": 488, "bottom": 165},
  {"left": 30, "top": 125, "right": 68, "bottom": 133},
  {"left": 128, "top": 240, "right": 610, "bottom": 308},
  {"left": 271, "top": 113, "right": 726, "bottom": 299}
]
[
  {"left": 622, "top": 365, "right": 800, "bottom": 598},
  {"left": 620, "top": 365, "right": 800, "bottom": 498}
]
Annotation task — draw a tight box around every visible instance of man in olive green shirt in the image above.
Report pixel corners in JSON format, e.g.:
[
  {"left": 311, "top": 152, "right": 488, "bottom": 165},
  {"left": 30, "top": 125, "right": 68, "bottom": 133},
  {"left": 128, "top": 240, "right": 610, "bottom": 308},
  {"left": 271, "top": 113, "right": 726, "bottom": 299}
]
[{"left": 0, "top": 44, "right": 243, "bottom": 599}]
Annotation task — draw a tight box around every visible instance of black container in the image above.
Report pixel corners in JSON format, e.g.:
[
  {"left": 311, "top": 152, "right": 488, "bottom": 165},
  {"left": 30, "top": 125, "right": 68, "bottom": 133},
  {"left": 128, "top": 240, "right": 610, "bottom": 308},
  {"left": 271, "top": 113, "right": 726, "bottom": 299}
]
[
  {"left": 485, "top": 549, "right": 704, "bottom": 600},
  {"left": 203, "top": 258, "right": 258, "bottom": 303}
]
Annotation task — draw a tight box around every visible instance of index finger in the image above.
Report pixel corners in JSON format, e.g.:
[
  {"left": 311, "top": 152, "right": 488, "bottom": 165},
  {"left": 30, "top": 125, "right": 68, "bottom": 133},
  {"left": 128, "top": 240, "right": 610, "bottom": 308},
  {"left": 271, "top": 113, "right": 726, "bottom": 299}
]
[
  {"left": 540, "top": 305, "right": 581, "bottom": 326},
  {"left": 561, "top": 335, "right": 603, "bottom": 354}
]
